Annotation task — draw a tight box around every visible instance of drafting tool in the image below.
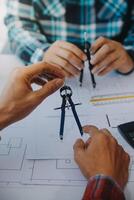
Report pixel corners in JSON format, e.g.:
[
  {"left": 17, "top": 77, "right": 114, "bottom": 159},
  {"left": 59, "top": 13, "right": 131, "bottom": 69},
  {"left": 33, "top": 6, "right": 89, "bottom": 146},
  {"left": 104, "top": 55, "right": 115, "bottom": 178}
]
[
  {"left": 84, "top": 32, "right": 96, "bottom": 88},
  {"left": 79, "top": 69, "right": 84, "bottom": 87},
  {"left": 54, "top": 103, "right": 82, "bottom": 110},
  {"left": 79, "top": 32, "right": 96, "bottom": 88},
  {"left": 55, "top": 85, "right": 83, "bottom": 140},
  {"left": 90, "top": 92, "right": 134, "bottom": 106}
]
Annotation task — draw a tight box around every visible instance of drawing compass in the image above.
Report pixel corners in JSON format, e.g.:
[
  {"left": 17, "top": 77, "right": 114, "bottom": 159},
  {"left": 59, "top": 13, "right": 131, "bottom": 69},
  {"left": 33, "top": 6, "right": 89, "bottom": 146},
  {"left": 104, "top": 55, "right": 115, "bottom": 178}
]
[
  {"left": 79, "top": 32, "right": 96, "bottom": 88},
  {"left": 54, "top": 85, "right": 83, "bottom": 140}
]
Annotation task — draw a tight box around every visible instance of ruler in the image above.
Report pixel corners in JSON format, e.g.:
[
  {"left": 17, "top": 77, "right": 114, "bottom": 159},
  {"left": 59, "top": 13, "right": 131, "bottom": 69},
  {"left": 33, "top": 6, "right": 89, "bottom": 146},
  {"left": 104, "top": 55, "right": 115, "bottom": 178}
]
[{"left": 90, "top": 92, "right": 134, "bottom": 106}]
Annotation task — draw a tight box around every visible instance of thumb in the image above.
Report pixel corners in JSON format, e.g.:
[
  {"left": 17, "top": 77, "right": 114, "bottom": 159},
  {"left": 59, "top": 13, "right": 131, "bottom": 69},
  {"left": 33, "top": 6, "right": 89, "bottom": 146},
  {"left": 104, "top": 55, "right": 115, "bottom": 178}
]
[
  {"left": 33, "top": 78, "right": 64, "bottom": 102},
  {"left": 73, "top": 139, "right": 85, "bottom": 162}
]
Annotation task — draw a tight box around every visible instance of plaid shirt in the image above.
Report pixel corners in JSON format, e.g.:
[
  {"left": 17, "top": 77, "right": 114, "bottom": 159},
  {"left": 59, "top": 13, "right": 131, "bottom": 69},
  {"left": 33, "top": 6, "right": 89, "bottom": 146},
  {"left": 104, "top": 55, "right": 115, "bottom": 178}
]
[
  {"left": 83, "top": 175, "right": 125, "bottom": 200},
  {"left": 5, "top": 0, "right": 134, "bottom": 65}
]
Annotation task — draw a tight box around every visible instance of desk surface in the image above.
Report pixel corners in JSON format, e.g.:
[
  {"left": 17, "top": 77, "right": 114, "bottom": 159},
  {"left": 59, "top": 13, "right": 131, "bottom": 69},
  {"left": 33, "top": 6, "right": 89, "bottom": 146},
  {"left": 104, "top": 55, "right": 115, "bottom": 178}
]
[{"left": 0, "top": 54, "right": 134, "bottom": 200}]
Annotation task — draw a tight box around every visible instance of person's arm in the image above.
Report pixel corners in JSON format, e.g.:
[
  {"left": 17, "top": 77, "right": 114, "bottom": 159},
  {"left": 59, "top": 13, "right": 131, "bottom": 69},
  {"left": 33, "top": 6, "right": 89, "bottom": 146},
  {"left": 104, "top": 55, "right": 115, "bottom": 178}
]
[
  {"left": 0, "top": 62, "right": 64, "bottom": 130},
  {"left": 89, "top": 36, "right": 134, "bottom": 76},
  {"left": 73, "top": 126, "right": 130, "bottom": 200},
  {"left": 83, "top": 175, "right": 125, "bottom": 200},
  {"left": 5, "top": 0, "right": 87, "bottom": 77},
  {"left": 5, "top": 0, "right": 51, "bottom": 65},
  {"left": 89, "top": 4, "right": 134, "bottom": 76}
]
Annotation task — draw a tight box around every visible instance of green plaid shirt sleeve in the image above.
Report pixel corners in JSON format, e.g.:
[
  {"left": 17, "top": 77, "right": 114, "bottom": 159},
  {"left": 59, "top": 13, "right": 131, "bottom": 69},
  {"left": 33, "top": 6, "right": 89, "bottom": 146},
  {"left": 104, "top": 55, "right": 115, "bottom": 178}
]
[
  {"left": 5, "top": 0, "right": 134, "bottom": 65},
  {"left": 5, "top": 0, "right": 51, "bottom": 64}
]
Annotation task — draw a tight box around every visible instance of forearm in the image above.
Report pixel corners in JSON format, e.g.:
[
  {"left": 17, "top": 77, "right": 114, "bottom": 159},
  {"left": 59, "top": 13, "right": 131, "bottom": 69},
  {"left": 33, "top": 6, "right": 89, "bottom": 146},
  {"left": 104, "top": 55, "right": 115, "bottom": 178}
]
[
  {"left": 5, "top": 15, "right": 50, "bottom": 64},
  {"left": 82, "top": 175, "right": 125, "bottom": 200},
  {"left": 0, "top": 103, "right": 13, "bottom": 130},
  {"left": 5, "top": 0, "right": 51, "bottom": 64}
]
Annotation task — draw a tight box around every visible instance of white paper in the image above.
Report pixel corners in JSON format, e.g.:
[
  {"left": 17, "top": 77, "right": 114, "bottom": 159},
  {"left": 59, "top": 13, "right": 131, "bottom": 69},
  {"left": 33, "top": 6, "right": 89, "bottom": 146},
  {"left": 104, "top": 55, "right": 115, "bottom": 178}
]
[
  {"left": 107, "top": 111, "right": 134, "bottom": 128},
  {"left": 1, "top": 55, "right": 134, "bottom": 200},
  {"left": 21, "top": 159, "right": 87, "bottom": 186},
  {"left": 27, "top": 114, "right": 108, "bottom": 159},
  {"left": 22, "top": 156, "right": 134, "bottom": 188}
]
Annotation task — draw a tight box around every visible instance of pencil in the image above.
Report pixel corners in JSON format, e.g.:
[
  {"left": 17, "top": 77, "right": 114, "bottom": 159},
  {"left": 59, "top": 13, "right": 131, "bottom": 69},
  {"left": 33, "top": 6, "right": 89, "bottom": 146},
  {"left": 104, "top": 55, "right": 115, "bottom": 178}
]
[
  {"left": 85, "top": 42, "right": 96, "bottom": 88},
  {"left": 79, "top": 69, "right": 84, "bottom": 87}
]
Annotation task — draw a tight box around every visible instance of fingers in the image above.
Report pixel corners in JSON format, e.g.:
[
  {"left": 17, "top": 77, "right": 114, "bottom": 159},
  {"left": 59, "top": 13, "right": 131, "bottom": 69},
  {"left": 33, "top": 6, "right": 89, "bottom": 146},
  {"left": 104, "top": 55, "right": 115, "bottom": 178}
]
[
  {"left": 56, "top": 41, "right": 87, "bottom": 61},
  {"left": 73, "top": 139, "right": 85, "bottom": 152},
  {"left": 100, "top": 128, "right": 112, "bottom": 136},
  {"left": 51, "top": 41, "right": 86, "bottom": 76},
  {"left": 43, "top": 62, "right": 73, "bottom": 78},
  {"left": 56, "top": 47, "right": 84, "bottom": 70},
  {"left": 90, "top": 37, "right": 123, "bottom": 76},
  {"left": 83, "top": 125, "right": 99, "bottom": 136},
  {"left": 32, "top": 78, "right": 64, "bottom": 103},
  {"left": 73, "top": 139, "right": 85, "bottom": 162},
  {"left": 83, "top": 125, "right": 114, "bottom": 142},
  {"left": 31, "top": 76, "right": 47, "bottom": 86},
  {"left": 50, "top": 54, "right": 81, "bottom": 76},
  {"left": 98, "top": 65, "right": 113, "bottom": 76},
  {"left": 118, "top": 146, "right": 130, "bottom": 189},
  {"left": 89, "top": 36, "right": 133, "bottom": 76},
  {"left": 90, "top": 43, "right": 114, "bottom": 66},
  {"left": 44, "top": 41, "right": 87, "bottom": 77},
  {"left": 85, "top": 138, "right": 92, "bottom": 148},
  {"left": 26, "top": 62, "right": 65, "bottom": 79},
  {"left": 91, "top": 51, "right": 119, "bottom": 75},
  {"left": 90, "top": 36, "right": 110, "bottom": 54},
  {"left": 124, "top": 152, "right": 130, "bottom": 171},
  {"left": 98, "top": 57, "right": 122, "bottom": 76}
]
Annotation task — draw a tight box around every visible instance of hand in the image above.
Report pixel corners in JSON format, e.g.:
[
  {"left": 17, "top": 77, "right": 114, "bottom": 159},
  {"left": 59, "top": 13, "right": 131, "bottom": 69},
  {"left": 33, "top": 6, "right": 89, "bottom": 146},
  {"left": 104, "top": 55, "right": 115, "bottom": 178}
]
[
  {"left": 44, "top": 41, "right": 87, "bottom": 77},
  {"left": 0, "top": 62, "right": 64, "bottom": 129},
  {"left": 73, "top": 125, "right": 130, "bottom": 189},
  {"left": 90, "top": 37, "right": 134, "bottom": 76}
]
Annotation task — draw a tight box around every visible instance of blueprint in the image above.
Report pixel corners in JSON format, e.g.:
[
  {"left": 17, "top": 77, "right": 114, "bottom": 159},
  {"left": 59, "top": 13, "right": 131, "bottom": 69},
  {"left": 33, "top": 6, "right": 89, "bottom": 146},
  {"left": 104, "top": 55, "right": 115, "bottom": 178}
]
[
  {"left": 27, "top": 114, "right": 109, "bottom": 159},
  {"left": 0, "top": 55, "right": 134, "bottom": 200},
  {"left": 0, "top": 132, "right": 133, "bottom": 200}
]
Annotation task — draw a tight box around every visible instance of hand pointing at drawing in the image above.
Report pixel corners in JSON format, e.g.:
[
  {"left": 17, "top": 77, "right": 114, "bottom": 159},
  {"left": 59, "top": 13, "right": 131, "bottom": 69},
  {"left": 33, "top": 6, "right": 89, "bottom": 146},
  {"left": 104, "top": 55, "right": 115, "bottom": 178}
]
[{"left": 73, "top": 125, "right": 130, "bottom": 189}]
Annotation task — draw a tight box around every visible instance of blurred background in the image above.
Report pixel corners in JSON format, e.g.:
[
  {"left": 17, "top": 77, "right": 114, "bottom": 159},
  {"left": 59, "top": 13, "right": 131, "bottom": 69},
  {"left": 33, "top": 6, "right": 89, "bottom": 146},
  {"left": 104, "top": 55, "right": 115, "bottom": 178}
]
[{"left": 0, "top": 0, "right": 7, "bottom": 53}]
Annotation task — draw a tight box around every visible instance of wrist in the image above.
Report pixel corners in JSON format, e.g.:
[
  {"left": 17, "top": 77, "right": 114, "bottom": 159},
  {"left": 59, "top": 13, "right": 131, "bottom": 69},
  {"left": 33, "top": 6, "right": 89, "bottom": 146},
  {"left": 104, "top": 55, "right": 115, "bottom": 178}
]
[
  {"left": 82, "top": 175, "right": 125, "bottom": 200},
  {"left": 117, "top": 54, "right": 134, "bottom": 74},
  {"left": 118, "top": 65, "right": 134, "bottom": 74},
  {"left": 86, "top": 170, "right": 125, "bottom": 189},
  {"left": 31, "top": 44, "right": 51, "bottom": 64},
  {"left": 88, "top": 174, "right": 124, "bottom": 191},
  {"left": 127, "top": 50, "right": 134, "bottom": 63}
]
